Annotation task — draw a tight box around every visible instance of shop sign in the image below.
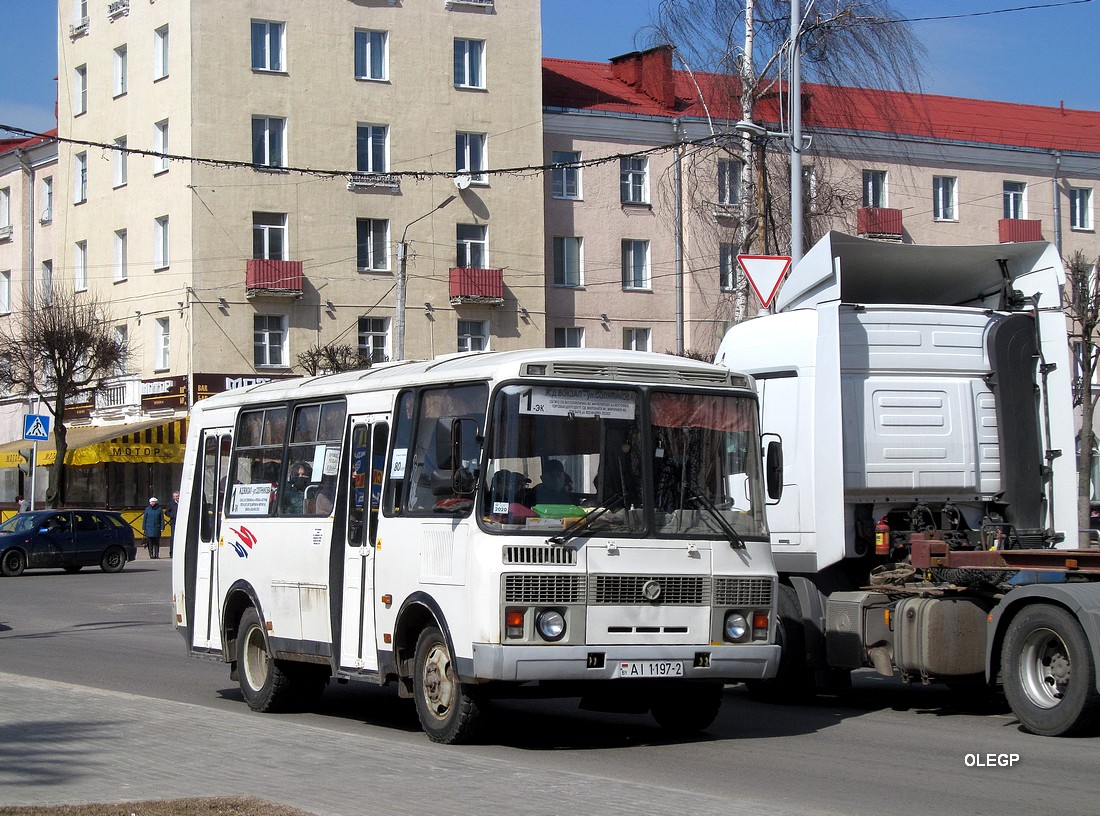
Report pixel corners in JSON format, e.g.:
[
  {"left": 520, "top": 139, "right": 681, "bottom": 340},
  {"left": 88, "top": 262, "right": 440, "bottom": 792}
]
[{"left": 141, "top": 375, "right": 189, "bottom": 410}]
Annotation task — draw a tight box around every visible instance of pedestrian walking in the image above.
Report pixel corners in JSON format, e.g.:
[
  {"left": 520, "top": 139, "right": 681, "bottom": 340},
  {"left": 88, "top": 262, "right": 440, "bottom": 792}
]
[
  {"left": 165, "top": 490, "right": 180, "bottom": 557},
  {"left": 15, "top": 494, "right": 28, "bottom": 513},
  {"left": 142, "top": 496, "right": 165, "bottom": 559}
]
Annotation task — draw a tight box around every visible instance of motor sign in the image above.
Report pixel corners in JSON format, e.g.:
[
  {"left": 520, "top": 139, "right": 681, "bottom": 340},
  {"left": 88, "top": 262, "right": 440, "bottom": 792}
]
[
  {"left": 737, "top": 254, "right": 792, "bottom": 308},
  {"left": 23, "top": 414, "right": 50, "bottom": 441}
]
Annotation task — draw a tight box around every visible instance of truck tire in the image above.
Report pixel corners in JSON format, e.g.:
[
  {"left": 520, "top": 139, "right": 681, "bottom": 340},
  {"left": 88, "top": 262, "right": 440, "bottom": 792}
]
[
  {"left": 745, "top": 583, "right": 816, "bottom": 701},
  {"left": 412, "top": 625, "right": 482, "bottom": 744},
  {"left": 1002, "top": 604, "right": 1100, "bottom": 737}
]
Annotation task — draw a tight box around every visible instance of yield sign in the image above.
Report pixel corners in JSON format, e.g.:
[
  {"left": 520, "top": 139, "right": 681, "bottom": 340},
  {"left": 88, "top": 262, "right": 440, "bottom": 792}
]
[{"left": 737, "top": 254, "right": 792, "bottom": 308}]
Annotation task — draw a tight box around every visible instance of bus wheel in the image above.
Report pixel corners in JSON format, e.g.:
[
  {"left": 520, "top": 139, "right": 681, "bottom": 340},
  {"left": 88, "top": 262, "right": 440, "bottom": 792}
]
[
  {"left": 1002, "top": 604, "right": 1100, "bottom": 737},
  {"left": 237, "top": 607, "right": 294, "bottom": 713},
  {"left": 413, "top": 625, "right": 482, "bottom": 744},
  {"left": 650, "top": 682, "right": 724, "bottom": 733}
]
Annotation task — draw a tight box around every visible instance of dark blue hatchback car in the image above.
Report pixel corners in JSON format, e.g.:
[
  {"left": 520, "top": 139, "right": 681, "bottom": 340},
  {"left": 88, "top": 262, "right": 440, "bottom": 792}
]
[{"left": 0, "top": 510, "right": 138, "bottom": 576}]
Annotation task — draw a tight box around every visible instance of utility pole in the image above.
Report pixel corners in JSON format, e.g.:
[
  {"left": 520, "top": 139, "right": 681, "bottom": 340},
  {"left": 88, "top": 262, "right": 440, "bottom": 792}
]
[{"left": 395, "top": 194, "right": 456, "bottom": 361}]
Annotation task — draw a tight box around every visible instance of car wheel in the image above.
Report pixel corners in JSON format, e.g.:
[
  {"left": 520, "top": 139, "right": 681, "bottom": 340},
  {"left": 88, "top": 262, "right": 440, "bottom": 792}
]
[
  {"left": 100, "top": 546, "right": 127, "bottom": 574},
  {"left": 1, "top": 549, "right": 26, "bottom": 577},
  {"left": 63, "top": 565, "right": 83, "bottom": 574}
]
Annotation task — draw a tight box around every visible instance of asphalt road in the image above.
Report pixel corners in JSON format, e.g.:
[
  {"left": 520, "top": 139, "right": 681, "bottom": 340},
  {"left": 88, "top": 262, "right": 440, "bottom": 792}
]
[{"left": 1, "top": 557, "right": 1097, "bottom": 815}]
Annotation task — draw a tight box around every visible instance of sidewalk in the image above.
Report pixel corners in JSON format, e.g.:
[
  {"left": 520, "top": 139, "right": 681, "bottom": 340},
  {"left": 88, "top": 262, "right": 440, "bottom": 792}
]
[{"left": 0, "top": 672, "right": 799, "bottom": 816}]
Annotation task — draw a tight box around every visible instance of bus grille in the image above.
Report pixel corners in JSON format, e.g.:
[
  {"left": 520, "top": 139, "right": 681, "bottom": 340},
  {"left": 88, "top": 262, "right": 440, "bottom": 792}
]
[
  {"left": 504, "top": 574, "right": 587, "bottom": 604},
  {"left": 714, "top": 577, "right": 774, "bottom": 606},
  {"left": 503, "top": 545, "right": 577, "bottom": 565},
  {"left": 591, "top": 575, "right": 710, "bottom": 605}
]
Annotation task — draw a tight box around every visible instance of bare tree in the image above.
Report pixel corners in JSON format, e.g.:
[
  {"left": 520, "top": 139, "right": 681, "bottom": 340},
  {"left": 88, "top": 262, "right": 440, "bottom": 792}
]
[
  {"left": 0, "top": 285, "right": 128, "bottom": 506},
  {"left": 1065, "top": 251, "right": 1100, "bottom": 541},
  {"left": 643, "top": 1, "right": 925, "bottom": 331},
  {"left": 297, "top": 342, "right": 370, "bottom": 376}
]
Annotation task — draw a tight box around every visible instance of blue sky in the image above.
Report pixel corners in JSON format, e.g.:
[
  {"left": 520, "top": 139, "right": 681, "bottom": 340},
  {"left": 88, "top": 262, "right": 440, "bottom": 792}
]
[{"left": 3, "top": 1, "right": 1099, "bottom": 135}]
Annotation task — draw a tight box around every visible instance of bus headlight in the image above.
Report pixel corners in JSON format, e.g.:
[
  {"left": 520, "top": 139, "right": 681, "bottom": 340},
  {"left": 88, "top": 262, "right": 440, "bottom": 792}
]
[
  {"left": 535, "top": 609, "right": 566, "bottom": 641},
  {"left": 724, "top": 612, "right": 749, "bottom": 642}
]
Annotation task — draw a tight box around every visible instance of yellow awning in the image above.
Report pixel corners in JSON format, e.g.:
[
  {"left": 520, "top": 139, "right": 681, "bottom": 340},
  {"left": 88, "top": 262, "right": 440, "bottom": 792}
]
[{"left": 0, "top": 417, "right": 187, "bottom": 467}]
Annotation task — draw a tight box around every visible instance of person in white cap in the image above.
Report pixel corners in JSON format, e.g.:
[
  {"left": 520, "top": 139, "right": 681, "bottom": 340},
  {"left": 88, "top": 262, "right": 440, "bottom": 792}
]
[{"left": 142, "top": 496, "right": 165, "bottom": 559}]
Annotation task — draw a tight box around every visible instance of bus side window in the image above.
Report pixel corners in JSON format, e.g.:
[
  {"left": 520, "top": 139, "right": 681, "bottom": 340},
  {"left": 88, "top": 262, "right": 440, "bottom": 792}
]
[
  {"left": 227, "top": 407, "right": 287, "bottom": 517},
  {"left": 384, "top": 392, "right": 415, "bottom": 515}
]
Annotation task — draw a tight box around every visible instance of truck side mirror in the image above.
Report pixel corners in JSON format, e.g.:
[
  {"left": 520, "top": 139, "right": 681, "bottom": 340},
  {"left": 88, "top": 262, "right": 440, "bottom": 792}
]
[{"left": 763, "top": 434, "right": 783, "bottom": 502}]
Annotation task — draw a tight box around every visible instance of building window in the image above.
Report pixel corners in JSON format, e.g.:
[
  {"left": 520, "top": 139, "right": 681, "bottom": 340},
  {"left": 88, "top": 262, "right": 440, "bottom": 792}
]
[
  {"left": 1003, "top": 181, "right": 1026, "bottom": 219},
  {"left": 41, "top": 260, "right": 53, "bottom": 301},
  {"left": 552, "top": 150, "right": 581, "bottom": 199},
  {"left": 154, "top": 120, "right": 170, "bottom": 174},
  {"left": 113, "top": 325, "right": 128, "bottom": 375},
  {"left": 458, "top": 319, "right": 488, "bottom": 352},
  {"left": 623, "top": 327, "right": 651, "bottom": 352},
  {"left": 74, "top": 65, "right": 87, "bottom": 115},
  {"left": 457, "top": 224, "right": 487, "bottom": 268},
  {"left": 0, "top": 271, "right": 10, "bottom": 314},
  {"left": 253, "top": 212, "right": 287, "bottom": 260},
  {"left": 74, "top": 153, "right": 87, "bottom": 203},
  {"left": 620, "top": 157, "right": 648, "bottom": 205},
  {"left": 114, "top": 229, "right": 127, "bottom": 282},
  {"left": 354, "top": 29, "right": 387, "bottom": 81},
  {"left": 862, "top": 170, "right": 887, "bottom": 208},
  {"left": 41, "top": 177, "right": 53, "bottom": 223},
  {"left": 154, "top": 215, "right": 169, "bottom": 270},
  {"left": 74, "top": 0, "right": 88, "bottom": 25},
  {"left": 454, "top": 39, "right": 485, "bottom": 89},
  {"left": 456, "top": 132, "right": 487, "bottom": 183},
  {"left": 1071, "top": 188, "right": 1094, "bottom": 231},
  {"left": 74, "top": 241, "right": 87, "bottom": 291},
  {"left": 553, "top": 236, "right": 583, "bottom": 287},
  {"left": 356, "top": 124, "right": 387, "bottom": 173},
  {"left": 252, "top": 116, "right": 286, "bottom": 169},
  {"left": 0, "top": 188, "right": 8, "bottom": 232},
  {"left": 251, "top": 20, "right": 285, "bottom": 72},
  {"left": 356, "top": 218, "right": 389, "bottom": 271},
  {"left": 719, "top": 242, "right": 738, "bottom": 291},
  {"left": 113, "top": 46, "right": 127, "bottom": 97},
  {"left": 933, "top": 175, "right": 957, "bottom": 221},
  {"left": 113, "top": 137, "right": 128, "bottom": 188},
  {"left": 621, "top": 239, "right": 650, "bottom": 290},
  {"left": 718, "top": 159, "right": 741, "bottom": 206},
  {"left": 254, "top": 315, "right": 288, "bottom": 367},
  {"left": 358, "top": 317, "right": 389, "bottom": 363},
  {"left": 554, "top": 327, "right": 584, "bottom": 348},
  {"left": 155, "top": 317, "right": 170, "bottom": 370},
  {"left": 153, "top": 25, "right": 169, "bottom": 80}
]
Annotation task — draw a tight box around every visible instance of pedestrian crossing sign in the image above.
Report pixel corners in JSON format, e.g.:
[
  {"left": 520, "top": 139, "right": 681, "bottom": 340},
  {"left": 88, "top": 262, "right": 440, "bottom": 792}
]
[{"left": 23, "top": 414, "right": 50, "bottom": 441}]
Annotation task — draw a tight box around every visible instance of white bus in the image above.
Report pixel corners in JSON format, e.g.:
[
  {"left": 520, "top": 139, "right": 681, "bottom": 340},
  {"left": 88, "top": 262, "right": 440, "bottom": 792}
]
[{"left": 171, "top": 348, "right": 780, "bottom": 743}]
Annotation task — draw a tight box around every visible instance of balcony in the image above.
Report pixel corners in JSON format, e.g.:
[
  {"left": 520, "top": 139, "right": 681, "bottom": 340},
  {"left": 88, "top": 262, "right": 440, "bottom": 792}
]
[
  {"left": 0, "top": 224, "right": 12, "bottom": 241},
  {"left": 246, "top": 259, "right": 304, "bottom": 299},
  {"left": 449, "top": 267, "right": 504, "bottom": 306},
  {"left": 108, "top": 0, "right": 130, "bottom": 21},
  {"left": 94, "top": 375, "right": 141, "bottom": 420},
  {"left": 857, "top": 207, "right": 903, "bottom": 240},
  {"left": 69, "top": 17, "right": 89, "bottom": 39},
  {"left": 347, "top": 172, "right": 401, "bottom": 192},
  {"left": 446, "top": 0, "right": 495, "bottom": 9},
  {"left": 998, "top": 218, "right": 1043, "bottom": 243}
]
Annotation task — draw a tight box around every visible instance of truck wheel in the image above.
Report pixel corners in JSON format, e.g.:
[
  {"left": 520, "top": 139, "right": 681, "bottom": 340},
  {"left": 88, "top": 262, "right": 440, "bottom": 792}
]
[
  {"left": 1002, "top": 605, "right": 1100, "bottom": 737},
  {"left": 237, "top": 607, "right": 296, "bottom": 713},
  {"left": 413, "top": 625, "right": 482, "bottom": 744},
  {"left": 650, "top": 682, "right": 724, "bottom": 733},
  {"left": 745, "top": 584, "right": 815, "bottom": 701}
]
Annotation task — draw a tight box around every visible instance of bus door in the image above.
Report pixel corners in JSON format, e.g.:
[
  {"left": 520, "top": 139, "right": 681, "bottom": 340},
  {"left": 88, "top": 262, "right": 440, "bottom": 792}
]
[
  {"left": 339, "top": 417, "right": 388, "bottom": 672},
  {"left": 193, "top": 428, "right": 232, "bottom": 652}
]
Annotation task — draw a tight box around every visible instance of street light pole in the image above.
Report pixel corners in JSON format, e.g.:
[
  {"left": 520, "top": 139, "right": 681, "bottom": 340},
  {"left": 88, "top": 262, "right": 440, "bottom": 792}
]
[
  {"left": 395, "top": 194, "right": 456, "bottom": 361},
  {"left": 789, "top": 0, "right": 803, "bottom": 267}
]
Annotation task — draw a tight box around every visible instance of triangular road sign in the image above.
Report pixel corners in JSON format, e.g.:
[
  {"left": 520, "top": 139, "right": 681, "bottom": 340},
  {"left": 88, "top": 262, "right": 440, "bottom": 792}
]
[{"left": 737, "top": 254, "right": 792, "bottom": 308}]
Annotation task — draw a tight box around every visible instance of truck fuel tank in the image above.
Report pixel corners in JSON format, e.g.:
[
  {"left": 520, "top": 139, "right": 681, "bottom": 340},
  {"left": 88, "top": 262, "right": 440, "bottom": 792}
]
[{"left": 893, "top": 596, "right": 993, "bottom": 680}]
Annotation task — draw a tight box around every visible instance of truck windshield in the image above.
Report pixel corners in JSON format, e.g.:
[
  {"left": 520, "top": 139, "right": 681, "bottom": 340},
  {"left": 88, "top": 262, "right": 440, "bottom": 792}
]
[{"left": 480, "top": 384, "right": 766, "bottom": 540}]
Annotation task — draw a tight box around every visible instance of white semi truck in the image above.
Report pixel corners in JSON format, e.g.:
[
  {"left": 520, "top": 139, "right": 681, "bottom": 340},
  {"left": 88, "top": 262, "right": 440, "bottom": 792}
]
[{"left": 717, "top": 231, "right": 1100, "bottom": 736}]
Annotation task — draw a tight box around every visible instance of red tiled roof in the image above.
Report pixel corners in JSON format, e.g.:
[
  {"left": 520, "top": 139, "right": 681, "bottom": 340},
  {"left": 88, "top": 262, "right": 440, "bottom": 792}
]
[
  {"left": 543, "top": 54, "right": 1100, "bottom": 154},
  {"left": 0, "top": 129, "right": 58, "bottom": 157}
]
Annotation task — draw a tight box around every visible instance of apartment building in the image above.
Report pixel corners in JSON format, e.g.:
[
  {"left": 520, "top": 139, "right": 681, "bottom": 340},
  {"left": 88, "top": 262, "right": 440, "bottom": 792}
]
[
  {"left": 0, "top": 0, "right": 545, "bottom": 510},
  {"left": 542, "top": 47, "right": 1100, "bottom": 357}
]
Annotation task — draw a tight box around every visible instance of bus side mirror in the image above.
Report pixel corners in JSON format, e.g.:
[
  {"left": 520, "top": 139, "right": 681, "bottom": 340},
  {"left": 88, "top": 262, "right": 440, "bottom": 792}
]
[
  {"left": 763, "top": 434, "right": 783, "bottom": 503},
  {"left": 451, "top": 418, "right": 481, "bottom": 496}
]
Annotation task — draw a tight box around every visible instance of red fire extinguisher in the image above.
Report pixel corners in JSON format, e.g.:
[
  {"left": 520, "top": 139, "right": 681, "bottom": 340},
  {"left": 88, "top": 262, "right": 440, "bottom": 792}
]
[{"left": 874, "top": 517, "right": 890, "bottom": 556}]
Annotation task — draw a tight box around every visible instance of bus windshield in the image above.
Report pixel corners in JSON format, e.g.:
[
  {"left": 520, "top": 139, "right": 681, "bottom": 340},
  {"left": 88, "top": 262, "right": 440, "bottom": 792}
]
[{"left": 482, "top": 384, "right": 766, "bottom": 539}]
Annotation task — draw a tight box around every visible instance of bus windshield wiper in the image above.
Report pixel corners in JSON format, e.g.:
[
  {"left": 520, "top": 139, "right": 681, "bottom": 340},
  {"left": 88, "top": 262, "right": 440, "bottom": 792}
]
[
  {"left": 690, "top": 490, "right": 746, "bottom": 549},
  {"left": 548, "top": 493, "right": 624, "bottom": 546}
]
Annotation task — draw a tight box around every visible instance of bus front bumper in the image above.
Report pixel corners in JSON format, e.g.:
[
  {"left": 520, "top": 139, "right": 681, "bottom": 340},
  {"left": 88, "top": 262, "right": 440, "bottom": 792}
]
[{"left": 467, "top": 643, "right": 780, "bottom": 683}]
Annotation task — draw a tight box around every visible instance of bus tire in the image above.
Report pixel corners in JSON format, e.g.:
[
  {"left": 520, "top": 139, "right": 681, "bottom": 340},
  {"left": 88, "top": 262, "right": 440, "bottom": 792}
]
[
  {"left": 650, "top": 682, "right": 724, "bottom": 733},
  {"left": 1002, "top": 604, "right": 1100, "bottom": 737},
  {"left": 237, "top": 607, "right": 295, "bottom": 713},
  {"left": 413, "top": 625, "right": 482, "bottom": 744}
]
